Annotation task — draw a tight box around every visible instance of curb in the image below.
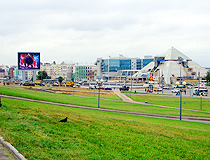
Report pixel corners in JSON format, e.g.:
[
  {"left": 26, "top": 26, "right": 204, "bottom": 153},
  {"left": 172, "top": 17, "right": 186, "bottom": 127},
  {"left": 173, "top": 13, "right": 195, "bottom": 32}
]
[{"left": 0, "top": 136, "right": 26, "bottom": 160}]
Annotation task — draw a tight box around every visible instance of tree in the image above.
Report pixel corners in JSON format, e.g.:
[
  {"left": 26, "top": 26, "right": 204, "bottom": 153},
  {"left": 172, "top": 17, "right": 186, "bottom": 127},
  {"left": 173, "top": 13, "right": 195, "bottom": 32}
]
[
  {"left": 205, "top": 71, "right": 210, "bottom": 84},
  {"left": 37, "top": 71, "right": 49, "bottom": 80},
  {"left": 58, "top": 76, "right": 64, "bottom": 85}
]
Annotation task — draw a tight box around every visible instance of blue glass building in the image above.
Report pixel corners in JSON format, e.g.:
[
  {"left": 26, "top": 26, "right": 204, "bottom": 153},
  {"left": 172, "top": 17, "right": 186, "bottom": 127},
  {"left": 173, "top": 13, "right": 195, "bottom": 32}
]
[
  {"left": 101, "top": 59, "right": 131, "bottom": 73},
  {"left": 97, "top": 56, "right": 153, "bottom": 80}
]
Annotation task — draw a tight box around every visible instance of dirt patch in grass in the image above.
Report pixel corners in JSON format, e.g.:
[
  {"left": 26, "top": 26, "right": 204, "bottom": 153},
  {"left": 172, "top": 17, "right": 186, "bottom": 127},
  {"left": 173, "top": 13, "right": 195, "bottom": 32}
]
[{"left": 22, "top": 86, "right": 114, "bottom": 96}]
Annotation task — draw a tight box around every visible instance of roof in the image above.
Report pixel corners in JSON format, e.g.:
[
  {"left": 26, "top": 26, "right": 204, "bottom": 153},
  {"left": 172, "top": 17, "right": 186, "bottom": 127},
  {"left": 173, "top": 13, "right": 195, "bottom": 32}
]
[
  {"left": 157, "top": 47, "right": 192, "bottom": 61},
  {"left": 133, "top": 47, "right": 207, "bottom": 84}
]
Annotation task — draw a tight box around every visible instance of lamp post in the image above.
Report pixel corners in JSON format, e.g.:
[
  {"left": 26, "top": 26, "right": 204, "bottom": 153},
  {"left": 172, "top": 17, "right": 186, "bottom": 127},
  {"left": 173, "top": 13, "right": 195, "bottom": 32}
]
[
  {"left": 96, "top": 79, "right": 104, "bottom": 108},
  {"left": 149, "top": 80, "right": 153, "bottom": 93},
  {"left": 161, "top": 75, "right": 164, "bottom": 94},
  {"left": 198, "top": 71, "right": 200, "bottom": 96},
  {"left": 176, "top": 81, "right": 186, "bottom": 120},
  {"left": 0, "top": 96, "right": 2, "bottom": 107},
  {"left": 130, "top": 72, "right": 133, "bottom": 98},
  {"left": 200, "top": 95, "right": 202, "bottom": 110}
]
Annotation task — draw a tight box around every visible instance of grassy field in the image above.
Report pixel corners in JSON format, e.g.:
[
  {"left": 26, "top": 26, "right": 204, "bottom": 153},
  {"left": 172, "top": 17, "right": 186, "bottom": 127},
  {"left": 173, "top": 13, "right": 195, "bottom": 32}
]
[
  {"left": 15, "top": 85, "right": 122, "bottom": 101},
  {"left": 73, "top": 92, "right": 121, "bottom": 101},
  {"left": 128, "top": 94, "right": 210, "bottom": 111},
  {"left": 0, "top": 86, "right": 210, "bottom": 118},
  {"left": 1, "top": 98, "right": 210, "bottom": 159}
]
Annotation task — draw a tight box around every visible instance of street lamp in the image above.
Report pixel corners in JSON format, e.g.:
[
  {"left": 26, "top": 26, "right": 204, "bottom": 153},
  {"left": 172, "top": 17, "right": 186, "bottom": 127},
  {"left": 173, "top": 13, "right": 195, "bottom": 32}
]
[
  {"left": 130, "top": 72, "right": 133, "bottom": 97},
  {"left": 176, "top": 81, "right": 186, "bottom": 120},
  {"left": 96, "top": 79, "right": 104, "bottom": 108},
  {"left": 161, "top": 75, "right": 164, "bottom": 94},
  {"left": 149, "top": 80, "right": 153, "bottom": 93},
  {"left": 0, "top": 96, "right": 2, "bottom": 107}
]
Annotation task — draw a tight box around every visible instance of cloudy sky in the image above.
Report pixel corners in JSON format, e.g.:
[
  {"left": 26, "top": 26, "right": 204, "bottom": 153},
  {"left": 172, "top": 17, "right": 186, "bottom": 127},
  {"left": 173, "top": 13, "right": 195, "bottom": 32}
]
[{"left": 0, "top": 0, "right": 210, "bottom": 67}]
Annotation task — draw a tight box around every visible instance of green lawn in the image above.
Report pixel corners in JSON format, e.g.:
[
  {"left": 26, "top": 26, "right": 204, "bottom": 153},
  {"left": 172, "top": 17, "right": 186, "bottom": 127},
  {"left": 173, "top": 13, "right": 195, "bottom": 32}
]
[
  {"left": 129, "top": 94, "right": 210, "bottom": 111},
  {"left": 1, "top": 98, "right": 210, "bottom": 159},
  {"left": 0, "top": 86, "right": 210, "bottom": 118},
  {"left": 75, "top": 92, "right": 122, "bottom": 101}
]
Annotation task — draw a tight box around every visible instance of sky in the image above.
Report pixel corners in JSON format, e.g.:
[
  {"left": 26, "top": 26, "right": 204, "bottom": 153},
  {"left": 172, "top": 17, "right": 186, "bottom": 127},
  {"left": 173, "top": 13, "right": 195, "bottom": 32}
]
[{"left": 0, "top": 0, "right": 210, "bottom": 67}]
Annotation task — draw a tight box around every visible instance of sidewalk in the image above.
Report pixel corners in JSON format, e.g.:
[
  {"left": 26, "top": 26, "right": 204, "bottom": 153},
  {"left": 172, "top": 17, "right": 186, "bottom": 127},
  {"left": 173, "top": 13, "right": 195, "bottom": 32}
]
[
  {"left": 112, "top": 89, "right": 140, "bottom": 103},
  {"left": 0, "top": 136, "right": 26, "bottom": 160},
  {"left": 0, "top": 143, "right": 16, "bottom": 160}
]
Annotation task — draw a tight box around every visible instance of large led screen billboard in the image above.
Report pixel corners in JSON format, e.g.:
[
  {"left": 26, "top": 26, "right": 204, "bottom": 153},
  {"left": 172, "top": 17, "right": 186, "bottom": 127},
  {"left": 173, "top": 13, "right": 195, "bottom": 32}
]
[{"left": 18, "top": 52, "right": 40, "bottom": 70}]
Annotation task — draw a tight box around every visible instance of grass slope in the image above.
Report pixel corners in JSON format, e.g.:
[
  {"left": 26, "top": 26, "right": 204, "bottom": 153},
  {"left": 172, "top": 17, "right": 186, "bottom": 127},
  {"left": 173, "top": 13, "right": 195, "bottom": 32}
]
[
  {"left": 1, "top": 98, "right": 210, "bottom": 159},
  {"left": 0, "top": 86, "right": 210, "bottom": 118},
  {"left": 129, "top": 94, "right": 210, "bottom": 111}
]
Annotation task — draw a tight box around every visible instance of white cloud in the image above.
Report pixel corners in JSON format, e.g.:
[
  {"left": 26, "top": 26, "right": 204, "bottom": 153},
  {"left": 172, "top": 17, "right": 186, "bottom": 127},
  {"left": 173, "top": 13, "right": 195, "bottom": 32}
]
[{"left": 0, "top": 0, "right": 210, "bottom": 67}]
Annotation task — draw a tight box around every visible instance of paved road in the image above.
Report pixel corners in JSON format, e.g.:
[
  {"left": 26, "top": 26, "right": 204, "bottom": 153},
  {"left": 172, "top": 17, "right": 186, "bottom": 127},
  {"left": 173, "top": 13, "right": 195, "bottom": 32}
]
[{"left": 132, "top": 87, "right": 210, "bottom": 98}]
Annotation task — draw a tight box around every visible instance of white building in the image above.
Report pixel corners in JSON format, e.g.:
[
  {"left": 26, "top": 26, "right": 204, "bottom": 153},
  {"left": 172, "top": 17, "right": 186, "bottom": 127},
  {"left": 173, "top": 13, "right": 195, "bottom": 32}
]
[
  {"left": 61, "top": 61, "right": 74, "bottom": 80},
  {"left": 133, "top": 47, "right": 208, "bottom": 85},
  {"left": 41, "top": 61, "right": 61, "bottom": 77}
]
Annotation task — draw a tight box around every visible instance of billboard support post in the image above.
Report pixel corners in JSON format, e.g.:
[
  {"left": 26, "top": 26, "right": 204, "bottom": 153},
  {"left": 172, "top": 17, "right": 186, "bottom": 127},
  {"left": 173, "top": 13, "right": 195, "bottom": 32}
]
[
  {"left": 33, "top": 71, "right": 36, "bottom": 83},
  {"left": 22, "top": 71, "right": 26, "bottom": 83}
]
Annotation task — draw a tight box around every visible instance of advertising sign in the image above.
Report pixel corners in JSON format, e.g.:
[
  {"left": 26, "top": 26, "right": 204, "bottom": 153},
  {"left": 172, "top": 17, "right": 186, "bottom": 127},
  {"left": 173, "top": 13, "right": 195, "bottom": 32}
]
[{"left": 18, "top": 52, "right": 40, "bottom": 70}]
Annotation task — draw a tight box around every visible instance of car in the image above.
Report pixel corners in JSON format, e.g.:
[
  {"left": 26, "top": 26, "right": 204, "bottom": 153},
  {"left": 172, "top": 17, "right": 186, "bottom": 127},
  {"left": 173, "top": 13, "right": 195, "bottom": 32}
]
[
  {"left": 143, "top": 84, "right": 149, "bottom": 88},
  {"left": 74, "top": 84, "right": 81, "bottom": 88},
  {"left": 171, "top": 89, "right": 180, "bottom": 93},
  {"left": 163, "top": 86, "right": 170, "bottom": 90},
  {"left": 23, "top": 82, "right": 35, "bottom": 86},
  {"left": 104, "top": 86, "right": 112, "bottom": 90},
  {"left": 120, "top": 86, "right": 129, "bottom": 91},
  {"left": 193, "top": 88, "right": 208, "bottom": 96},
  {"left": 52, "top": 83, "right": 59, "bottom": 86},
  {"left": 153, "top": 87, "right": 162, "bottom": 91},
  {"left": 89, "top": 85, "right": 95, "bottom": 89}
]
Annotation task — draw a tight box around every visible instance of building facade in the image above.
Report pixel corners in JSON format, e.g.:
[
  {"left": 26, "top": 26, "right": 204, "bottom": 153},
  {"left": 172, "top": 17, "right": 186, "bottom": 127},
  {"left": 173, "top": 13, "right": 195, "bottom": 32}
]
[
  {"left": 75, "top": 66, "right": 86, "bottom": 81},
  {"left": 75, "top": 65, "right": 97, "bottom": 81},
  {"left": 13, "top": 68, "right": 22, "bottom": 79},
  {"left": 133, "top": 47, "right": 208, "bottom": 85},
  {"left": 0, "top": 68, "right": 5, "bottom": 78},
  {"left": 96, "top": 55, "right": 153, "bottom": 80},
  {"left": 0, "top": 65, "right": 9, "bottom": 78},
  {"left": 60, "top": 61, "right": 74, "bottom": 80},
  {"left": 86, "top": 66, "right": 97, "bottom": 81},
  {"left": 41, "top": 61, "right": 62, "bottom": 78}
]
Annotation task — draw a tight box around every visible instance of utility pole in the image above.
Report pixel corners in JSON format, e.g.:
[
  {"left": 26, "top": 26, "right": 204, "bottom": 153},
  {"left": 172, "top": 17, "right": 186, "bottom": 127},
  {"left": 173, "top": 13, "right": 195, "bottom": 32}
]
[
  {"left": 198, "top": 71, "right": 200, "bottom": 95},
  {"left": 130, "top": 72, "right": 133, "bottom": 97}
]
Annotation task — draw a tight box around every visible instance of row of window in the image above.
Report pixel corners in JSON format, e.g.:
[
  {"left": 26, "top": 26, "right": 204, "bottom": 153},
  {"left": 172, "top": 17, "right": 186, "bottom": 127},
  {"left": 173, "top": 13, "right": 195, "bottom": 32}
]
[{"left": 101, "top": 59, "right": 153, "bottom": 72}]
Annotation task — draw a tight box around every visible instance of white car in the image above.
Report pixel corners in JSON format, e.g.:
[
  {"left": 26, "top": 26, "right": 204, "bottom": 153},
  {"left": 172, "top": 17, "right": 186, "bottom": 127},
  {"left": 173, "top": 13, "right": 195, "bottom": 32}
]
[
  {"left": 89, "top": 85, "right": 95, "bottom": 89},
  {"left": 171, "top": 89, "right": 180, "bottom": 93}
]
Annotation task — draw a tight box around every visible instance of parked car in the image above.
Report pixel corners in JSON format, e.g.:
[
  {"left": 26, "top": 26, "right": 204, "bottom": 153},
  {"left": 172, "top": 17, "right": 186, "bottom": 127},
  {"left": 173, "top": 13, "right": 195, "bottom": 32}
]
[
  {"left": 120, "top": 86, "right": 129, "bottom": 91},
  {"left": 89, "top": 85, "right": 95, "bottom": 89},
  {"left": 171, "top": 89, "right": 180, "bottom": 93},
  {"left": 104, "top": 86, "right": 112, "bottom": 90},
  {"left": 23, "top": 82, "right": 35, "bottom": 86},
  {"left": 193, "top": 88, "right": 208, "bottom": 96},
  {"left": 52, "top": 83, "right": 59, "bottom": 86},
  {"left": 74, "top": 84, "right": 81, "bottom": 88},
  {"left": 153, "top": 87, "right": 162, "bottom": 92},
  {"left": 163, "top": 86, "right": 170, "bottom": 90}
]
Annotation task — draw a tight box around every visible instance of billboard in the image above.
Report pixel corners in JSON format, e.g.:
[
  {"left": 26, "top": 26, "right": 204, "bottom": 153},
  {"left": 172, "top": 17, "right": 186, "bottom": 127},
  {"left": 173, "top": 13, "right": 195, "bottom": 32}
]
[{"left": 18, "top": 52, "right": 40, "bottom": 70}]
